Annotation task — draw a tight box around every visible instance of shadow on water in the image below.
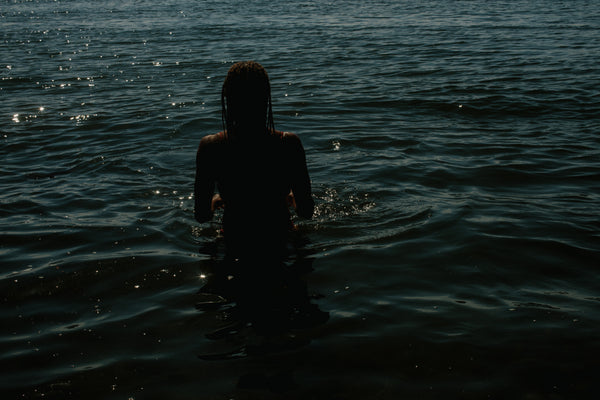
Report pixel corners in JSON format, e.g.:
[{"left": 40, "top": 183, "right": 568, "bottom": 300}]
[{"left": 195, "top": 231, "right": 329, "bottom": 394}]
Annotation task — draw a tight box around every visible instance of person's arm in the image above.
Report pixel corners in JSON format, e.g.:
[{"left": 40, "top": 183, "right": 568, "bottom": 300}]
[
  {"left": 285, "top": 132, "right": 314, "bottom": 219},
  {"left": 194, "top": 135, "right": 217, "bottom": 223}
]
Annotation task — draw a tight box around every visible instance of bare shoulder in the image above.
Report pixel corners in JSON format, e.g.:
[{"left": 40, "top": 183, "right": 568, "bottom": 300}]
[
  {"left": 199, "top": 131, "right": 225, "bottom": 148},
  {"left": 196, "top": 132, "right": 225, "bottom": 166},
  {"left": 277, "top": 130, "right": 298, "bottom": 139},
  {"left": 277, "top": 130, "right": 302, "bottom": 147}
]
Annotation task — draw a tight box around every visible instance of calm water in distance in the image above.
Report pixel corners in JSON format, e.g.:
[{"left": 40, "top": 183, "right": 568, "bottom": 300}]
[{"left": 1, "top": 0, "right": 599, "bottom": 398}]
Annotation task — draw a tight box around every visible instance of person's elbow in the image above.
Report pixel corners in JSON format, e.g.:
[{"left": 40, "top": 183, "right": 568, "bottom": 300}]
[{"left": 195, "top": 207, "right": 212, "bottom": 223}]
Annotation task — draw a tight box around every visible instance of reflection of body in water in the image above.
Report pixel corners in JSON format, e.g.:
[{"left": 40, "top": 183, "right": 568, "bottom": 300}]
[
  {"left": 196, "top": 255, "right": 329, "bottom": 393},
  {"left": 196, "top": 256, "right": 328, "bottom": 360},
  {"left": 194, "top": 61, "right": 314, "bottom": 261}
]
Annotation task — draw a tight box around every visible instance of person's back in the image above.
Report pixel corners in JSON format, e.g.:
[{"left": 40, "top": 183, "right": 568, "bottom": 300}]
[{"left": 194, "top": 61, "right": 314, "bottom": 260}]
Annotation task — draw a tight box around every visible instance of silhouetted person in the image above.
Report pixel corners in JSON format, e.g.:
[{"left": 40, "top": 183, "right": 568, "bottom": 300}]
[{"left": 194, "top": 61, "right": 314, "bottom": 260}]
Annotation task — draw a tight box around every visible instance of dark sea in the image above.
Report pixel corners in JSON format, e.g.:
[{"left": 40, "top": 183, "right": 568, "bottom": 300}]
[{"left": 2, "top": 0, "right": 599, "bottom": 398}]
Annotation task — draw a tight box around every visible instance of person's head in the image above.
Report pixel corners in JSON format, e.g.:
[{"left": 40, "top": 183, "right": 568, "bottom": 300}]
[{"left": 221, "top": 61, "right": 274, "bottom": 138}]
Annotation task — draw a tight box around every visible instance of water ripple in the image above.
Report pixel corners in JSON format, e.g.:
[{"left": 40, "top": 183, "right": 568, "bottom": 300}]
[{"left": 2, "top": 0, "right": 600, "bottom": 398}]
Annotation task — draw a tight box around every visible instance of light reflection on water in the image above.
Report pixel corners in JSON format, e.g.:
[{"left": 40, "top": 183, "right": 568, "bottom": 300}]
[{"left": 1, "top": 0, "right": 600, "bottom": 398}]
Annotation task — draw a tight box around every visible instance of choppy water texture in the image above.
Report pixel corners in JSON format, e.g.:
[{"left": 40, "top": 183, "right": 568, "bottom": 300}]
[{"left": 2, "top": 0, "right": 600, "bottom": 398}]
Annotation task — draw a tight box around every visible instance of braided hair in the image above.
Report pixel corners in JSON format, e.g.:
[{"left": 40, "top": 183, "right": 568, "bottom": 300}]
[{"left": 221, "top": 61, "right": 275, "bottom": 138}]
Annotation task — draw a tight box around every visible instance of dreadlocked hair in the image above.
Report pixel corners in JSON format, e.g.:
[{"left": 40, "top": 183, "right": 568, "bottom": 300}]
[{"left": 221, "top": 61, "right": 275, "bottom": 139}]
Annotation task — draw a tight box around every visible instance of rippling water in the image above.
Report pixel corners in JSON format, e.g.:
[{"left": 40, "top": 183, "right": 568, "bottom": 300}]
[{"left": 2, "top": 0, "right": 599, "bottom": 398}]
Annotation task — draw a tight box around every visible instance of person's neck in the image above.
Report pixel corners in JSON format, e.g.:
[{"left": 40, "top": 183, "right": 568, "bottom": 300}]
[{"left": 227, "top": 127, "right": 270, "bottom": 142}]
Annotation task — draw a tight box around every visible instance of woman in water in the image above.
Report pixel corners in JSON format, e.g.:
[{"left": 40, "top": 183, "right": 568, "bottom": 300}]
[{"left": 194, "top": 61, "right": 314, "bottom": 260}]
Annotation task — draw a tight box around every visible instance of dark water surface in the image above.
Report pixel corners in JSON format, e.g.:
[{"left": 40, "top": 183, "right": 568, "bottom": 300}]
[{"left": 2, "top": 0, "right": 599, "bottom": 398}]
